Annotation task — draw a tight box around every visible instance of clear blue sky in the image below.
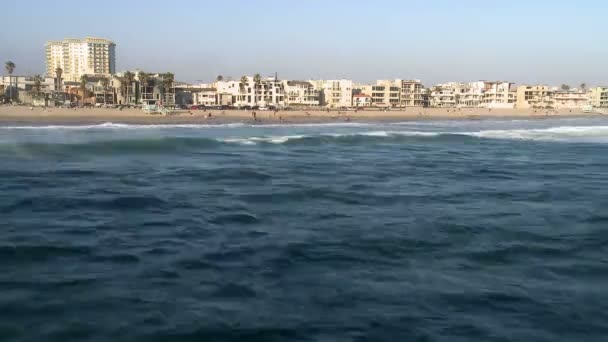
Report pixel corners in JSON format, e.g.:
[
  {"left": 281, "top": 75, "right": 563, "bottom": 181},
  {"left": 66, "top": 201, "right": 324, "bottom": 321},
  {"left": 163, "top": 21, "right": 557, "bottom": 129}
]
[{"left": 1, "top": 0, "right": 606, "bottom": 86}]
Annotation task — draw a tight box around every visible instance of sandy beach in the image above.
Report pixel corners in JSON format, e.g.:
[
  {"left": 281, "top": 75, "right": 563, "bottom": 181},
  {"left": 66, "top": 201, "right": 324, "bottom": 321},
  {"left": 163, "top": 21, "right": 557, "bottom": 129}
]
[{"left": 0, "top": 105, "right": 602, "bottom": 125}]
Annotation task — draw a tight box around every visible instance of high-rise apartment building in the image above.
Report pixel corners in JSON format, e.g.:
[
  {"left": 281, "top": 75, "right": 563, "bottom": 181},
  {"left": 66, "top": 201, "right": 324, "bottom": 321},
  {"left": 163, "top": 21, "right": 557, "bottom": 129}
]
[{"left": 45, "top": 37, "right": 116, "bottom": 82}]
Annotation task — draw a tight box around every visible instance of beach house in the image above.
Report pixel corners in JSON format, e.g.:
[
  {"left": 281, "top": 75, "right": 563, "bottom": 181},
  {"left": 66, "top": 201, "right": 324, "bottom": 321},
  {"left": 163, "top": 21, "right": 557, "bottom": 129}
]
[
  {"left": 552, "top": 90, "right": 589, "bottom": 109},
  {"left": 283, "top": 81, "right": 320, "bottom": 106},
  {"left": 515, "top": 85, "right": 555, "bottom": 109},
  {"left": 482, "top": 82, "right": 516, "bottom": 108},
  {"left": 309, "top": 80, "right": 353, "bottom": 108},
  {"left": 400, "top": 80, "right": 427, "bottom": 107},
  {"left": 589, "top": 87, "right": 608, "bottom": 108}
]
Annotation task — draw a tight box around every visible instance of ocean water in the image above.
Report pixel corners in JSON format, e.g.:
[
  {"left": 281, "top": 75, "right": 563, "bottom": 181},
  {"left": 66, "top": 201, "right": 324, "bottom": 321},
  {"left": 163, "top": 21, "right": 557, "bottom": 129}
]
[{"left": 1, "top": 117, "right": 608, "bottom": 341}]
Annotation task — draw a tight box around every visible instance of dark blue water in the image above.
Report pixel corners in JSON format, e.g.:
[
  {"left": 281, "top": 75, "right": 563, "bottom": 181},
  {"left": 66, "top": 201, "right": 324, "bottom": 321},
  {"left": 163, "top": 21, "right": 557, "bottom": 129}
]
[{"left": 1, "top": 118, "right": 608, "bottom": 341}]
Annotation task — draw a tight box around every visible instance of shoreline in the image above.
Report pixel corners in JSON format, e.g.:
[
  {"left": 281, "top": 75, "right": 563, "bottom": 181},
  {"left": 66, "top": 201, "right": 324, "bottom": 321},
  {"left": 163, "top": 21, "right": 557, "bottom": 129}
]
[{"left": 0, "top": 106, "right": 604, "bottom": 126}]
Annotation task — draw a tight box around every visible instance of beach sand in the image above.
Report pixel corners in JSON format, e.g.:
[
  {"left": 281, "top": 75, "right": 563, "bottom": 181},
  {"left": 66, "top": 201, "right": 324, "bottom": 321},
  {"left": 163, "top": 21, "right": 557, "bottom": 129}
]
[{"left": 0, "top": 105, "right": 599, "bottom": 125}]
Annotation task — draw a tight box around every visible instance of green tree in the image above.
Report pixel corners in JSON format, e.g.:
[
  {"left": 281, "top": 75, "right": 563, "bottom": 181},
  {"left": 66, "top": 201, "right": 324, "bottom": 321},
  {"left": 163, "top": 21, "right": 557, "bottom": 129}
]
[
  {"left": 560, "top": 84, "right": 570, "bottom": 91},
  {"left": 240, "top": 76, "right": 248, "bottom": 105},
  {"left": 79, "top": 75, "right": 88, "bottom": 105},
  {"left": 123, "top": 71, "right": 135, "bottom": 105},
  {"left": 253, "top": 73, "right": 261, "bottom": 106},
  {"left": 55, "top": 67, "right": 63, "bottom": 92},
  {"left": 138, "top": 71, "right": 149, "bottom": 104},
  {"left": 161, "top": 72, "right": 175, "bottom": 105},
  {"left": 580, "top": 83, "right": 587, "bottom": 91},
  {"left": 100, "top": 77, "right": 110, "bottom": 105},
  {"left": 32, "top": 74, "right": 43, "bottom": 99},
  {"left": 216, "top": 75, "right": 224, "bottom": 82},
  {"left": 5, "top": 61, "right": 16, "bottom": 101}
]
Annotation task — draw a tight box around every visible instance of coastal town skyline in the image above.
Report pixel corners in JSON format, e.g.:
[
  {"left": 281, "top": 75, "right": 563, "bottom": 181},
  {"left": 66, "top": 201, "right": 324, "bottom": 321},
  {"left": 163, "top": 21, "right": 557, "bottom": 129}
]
[{"left": 3, "top": 0, "right": 607, "bottom": 85}]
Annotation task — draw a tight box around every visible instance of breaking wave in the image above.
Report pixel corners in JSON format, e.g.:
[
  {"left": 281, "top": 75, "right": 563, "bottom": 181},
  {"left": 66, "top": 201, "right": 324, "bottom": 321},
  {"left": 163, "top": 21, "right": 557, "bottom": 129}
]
[{"left": 1, "top": 125, "right": 608, "bottom": 157}]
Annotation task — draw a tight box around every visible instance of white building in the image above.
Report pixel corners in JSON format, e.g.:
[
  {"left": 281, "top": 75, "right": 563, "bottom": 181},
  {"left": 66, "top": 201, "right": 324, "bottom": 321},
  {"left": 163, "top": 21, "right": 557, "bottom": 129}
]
[
  {"left": 352, "top": 93, "right": 372, "bottom": 107},
  {"left": 216, "top": 76, "right": 285, "bottom": 107},
  {"left": 45, "top": 37, "right": 116, "bottom": 82},
  {"left": 400, "top": 80, "right": 427, "bottom": 107},
  {"left": 310, "top": 79, "right": 353, "bottom": 108},
  {"left": 283, "top": 81, "right": 320, "bottom": 106},
  {"left": 429, "top": 83, "right": 458, "bottom": 108},
  {"left": 455, "top": 82, "right": 485, "bottom": 108},
  {"left": 191, "top": 88, "right": 218, "bottom": 106},
  {"left": 482, "top": 81, "right": 515, "bottom": 108}
]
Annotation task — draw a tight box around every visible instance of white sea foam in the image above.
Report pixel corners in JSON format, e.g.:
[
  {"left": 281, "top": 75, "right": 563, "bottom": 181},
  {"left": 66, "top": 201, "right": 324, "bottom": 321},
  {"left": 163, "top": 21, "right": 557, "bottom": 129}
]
[{"left": 467, "top": 126, "right": 608, "bottom": 142}]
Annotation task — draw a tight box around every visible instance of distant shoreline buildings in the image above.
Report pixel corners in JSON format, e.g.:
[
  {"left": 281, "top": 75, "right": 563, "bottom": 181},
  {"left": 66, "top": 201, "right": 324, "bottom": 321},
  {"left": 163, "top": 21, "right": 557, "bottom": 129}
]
[{"left": 0, "top": 36, "right": 607, "bottom": 110}]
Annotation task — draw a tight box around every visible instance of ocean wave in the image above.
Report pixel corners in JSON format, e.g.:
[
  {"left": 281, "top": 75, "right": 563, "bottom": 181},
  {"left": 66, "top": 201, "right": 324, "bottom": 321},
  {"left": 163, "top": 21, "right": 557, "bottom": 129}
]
[
  {"left": 1, "top": 126, "right": 607, "bottom": 156},
  {"left": 468, "top": 126, "right": 608, "bottom": 142}
]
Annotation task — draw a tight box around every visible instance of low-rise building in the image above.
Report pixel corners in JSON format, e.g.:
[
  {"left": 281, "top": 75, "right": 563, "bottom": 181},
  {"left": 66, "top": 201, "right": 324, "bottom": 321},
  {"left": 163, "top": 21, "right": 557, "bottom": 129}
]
[
  {"left": 483, "top": 81, "right": 515, "bottom": 108},
  {"left": 0, "top": 75, "right": 56, "bottom": 104},
  {"left": 310, "top": 79, "right": 353, "bottom": 108},
  {"left": 400, "top": 80, "right": 427, "bottom": 107},
  {"left": 516, "top": 85, "right": 554, "bottom": 109},
  {"left": 366, "top": 79, "right": 401, "bottom": 107},
  {"left": 429, "top": 83, "right": 458, "bottom": 108},
  {"left": 552, "top": 90, "right": 588, "bottom": 109},
  {"left": 283, "top": 81, "right": 320, "bottom": 106},
  {"left": 217, "top": 76, "right": 285, "bottom": 107},
  {"left": 190, "top": 88, "right": 218, "bottom": 106},
  {"left": 352, "top": 93, "right": 372, "bottom": 107},
  {"left": 589, "top": 87, "right": 608, "bottom": 108},
  {"left": 455, "top": 82, "right": 484, "bottom": 108}
]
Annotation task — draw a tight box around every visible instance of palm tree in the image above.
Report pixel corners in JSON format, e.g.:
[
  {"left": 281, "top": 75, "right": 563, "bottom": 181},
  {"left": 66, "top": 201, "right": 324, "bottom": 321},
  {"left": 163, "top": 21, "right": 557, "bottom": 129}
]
[
  {"left": 55, "top": 67, "right": 63, "bottom": 92},
  {"left": 5, "top": 61, "right": 16, "bottom": 101},
  {"left": 161, "top": 72, "right": 175, "bottom": 105},
  {"left": 123, "top": 71, "right": 135, "bottom": 105},
  {"left": 32, "top": 74, "right": 43, "bottom": 99},
  {"left": 79, "top": 75, "right": 88, "bottom": 105},
  {"left": 138, "top": 71, "right": 149, "bottom": 104},
  {"left": 216, "top": 75, "right": 224, "bottom": 82},
  {"left": 240, "top": 75, "right": 248, "bottom": 105},
  {"left": 253, "top": 73, "right": 261, "bottom": 106},
  {"left": 100, "top": 77, "right": 110, "bottom": 105}
]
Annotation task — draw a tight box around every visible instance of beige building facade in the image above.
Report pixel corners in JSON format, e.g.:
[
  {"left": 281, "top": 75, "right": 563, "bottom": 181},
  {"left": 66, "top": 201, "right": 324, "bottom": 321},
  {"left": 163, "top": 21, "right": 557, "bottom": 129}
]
[
  {"left": 310, "top": 80, "right": 353, "bottom": 108},
  {"left": 45, "top": 37, "right": 116, "bottom": 82},
  {"left": 516, "top": 85, "right": 554, "bottom": 109},
  {"left": 589, "top": 87, "right": 608, "bottom": 108}
]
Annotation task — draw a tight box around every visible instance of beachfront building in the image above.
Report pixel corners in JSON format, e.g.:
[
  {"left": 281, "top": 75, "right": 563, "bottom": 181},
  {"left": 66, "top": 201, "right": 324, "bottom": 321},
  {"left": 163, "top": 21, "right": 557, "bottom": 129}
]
[
  {"left": 516, "top": 85, "right": 555, "bottom": 109},
  {"left": 455, "top": 82, "right": 484, "bottom": 108},
  {"left": 0, "top": 75, "right": 56, "bottom": 104},
  {"left": 216, "top": 76, "right": 285, "bottom": 107},
  {"left": 364, "top": 80, "right": 401, "bottom": 107},
  {"left": 352, "top": 93, "right": 372, "bottom": 107},
  {"left": 429, "top": 84, "right": 457, "bottom": 108},
  {"left": 45, "top": 37, "right": 116, "bottom": 82},
  {"left": 552, "top": 90, "right": 588, "bottom": 109},
  {"left": 400, "top": 80, "right": 427, "bottom": 107},
  {"left": 283, "top": 81, "right": 320, "bottom": 106},
  {"left": 483, "top": 82, "right": 516, "bottom": 108},
  {"left": 310, "top": 79, "right": 353, "bottom": 108},
  {"left": 589, "top": 87, "right": 608, "bottom": 108},
  {"left": 190, "top": 88, "right": 218, "bottom": 106}
]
